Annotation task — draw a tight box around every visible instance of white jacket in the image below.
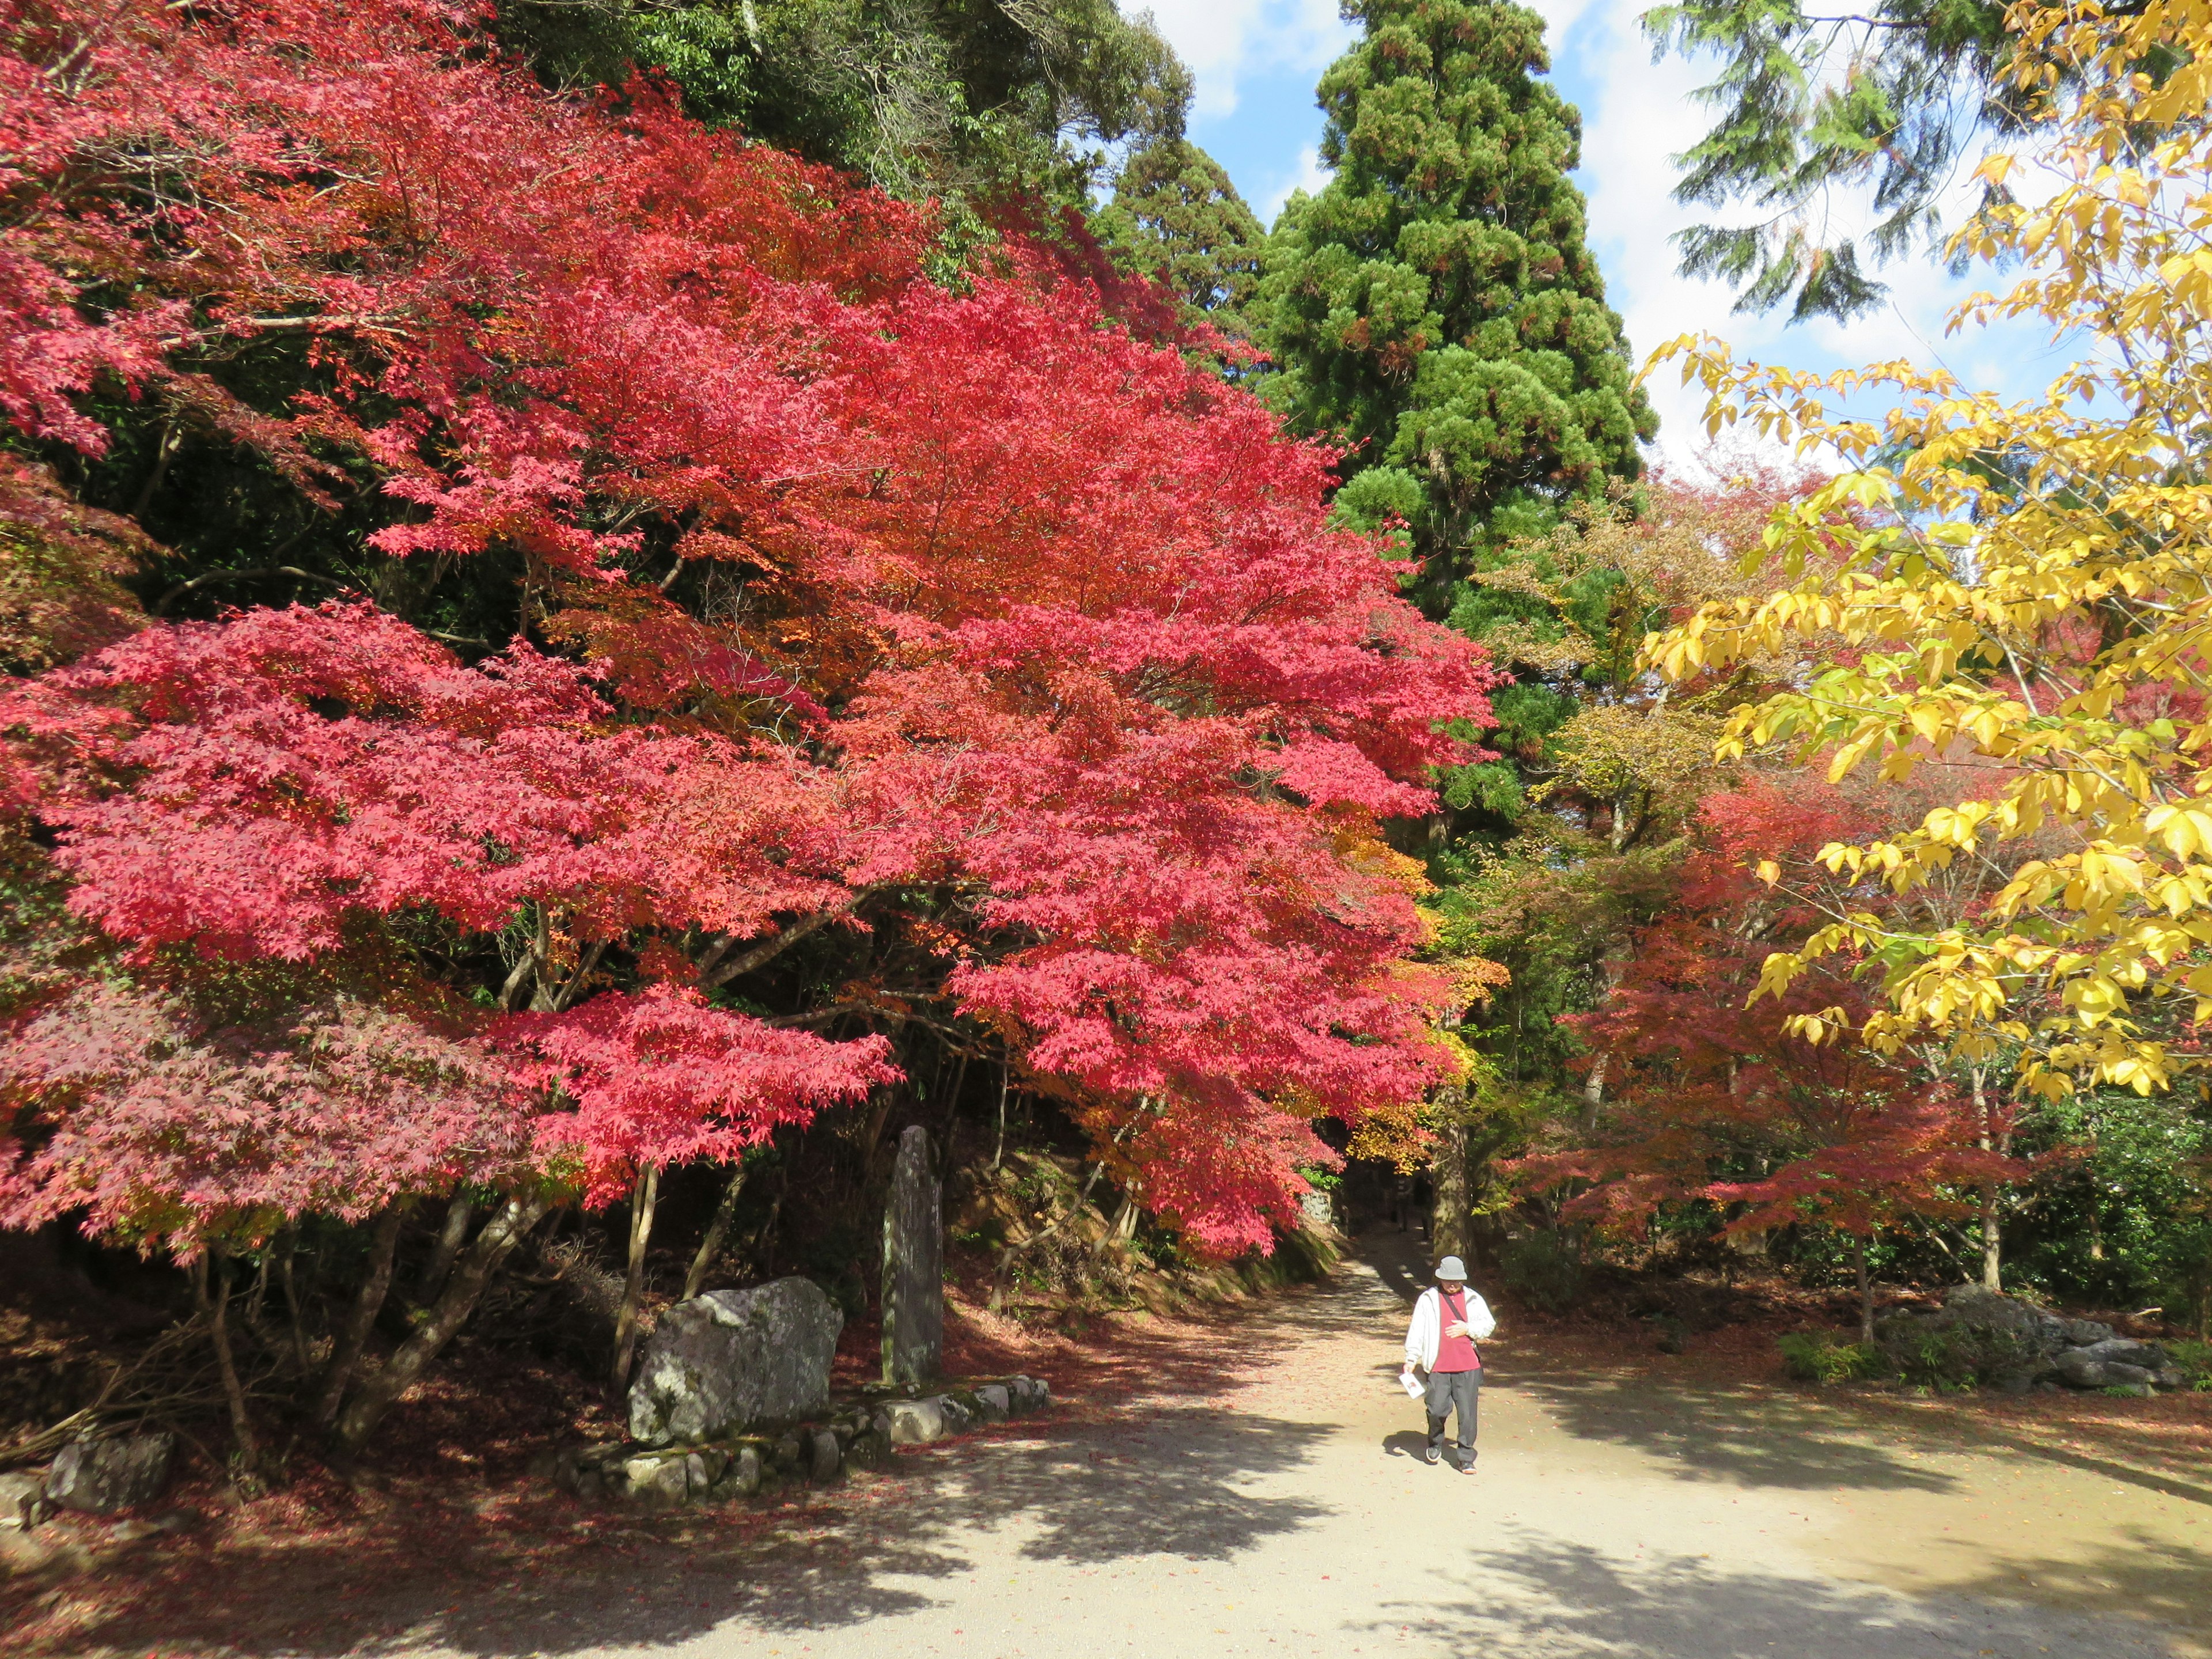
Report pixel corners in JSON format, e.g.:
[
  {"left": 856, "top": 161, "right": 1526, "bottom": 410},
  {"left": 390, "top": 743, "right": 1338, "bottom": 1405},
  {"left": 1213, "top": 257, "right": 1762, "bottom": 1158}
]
[{"left": 1403, "top": 1285, "right": 1495, "bottom": 1372}]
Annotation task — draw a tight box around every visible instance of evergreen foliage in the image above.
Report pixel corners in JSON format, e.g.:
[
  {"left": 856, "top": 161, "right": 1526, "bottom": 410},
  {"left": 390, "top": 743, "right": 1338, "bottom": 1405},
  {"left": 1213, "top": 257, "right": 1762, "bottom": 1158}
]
[
  {"left": 1646, "top": 0, "right": 2020, "bottom": 321},
  {"left": 502, "top": 0, "right": 1191, "bottom": 208},
  {"left": 1258, "top": 0, "right": 1654, "bottom": 614},
  {"left": 1094, "top": 139, "right": 1267, "bottom": 337}
]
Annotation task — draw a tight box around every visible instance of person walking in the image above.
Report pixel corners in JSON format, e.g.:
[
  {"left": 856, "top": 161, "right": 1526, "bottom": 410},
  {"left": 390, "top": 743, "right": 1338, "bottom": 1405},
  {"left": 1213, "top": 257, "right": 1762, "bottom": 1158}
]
[{"left": 1402, "top": 1255, "right": 1494, "bottom": 1471}]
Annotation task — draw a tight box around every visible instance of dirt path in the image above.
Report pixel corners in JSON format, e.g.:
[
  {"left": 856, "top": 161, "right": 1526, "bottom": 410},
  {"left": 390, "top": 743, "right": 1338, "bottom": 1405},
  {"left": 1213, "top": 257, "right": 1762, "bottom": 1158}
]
[{"left": 19, "top": 1235, "right": 2210, "bottom": 1658}]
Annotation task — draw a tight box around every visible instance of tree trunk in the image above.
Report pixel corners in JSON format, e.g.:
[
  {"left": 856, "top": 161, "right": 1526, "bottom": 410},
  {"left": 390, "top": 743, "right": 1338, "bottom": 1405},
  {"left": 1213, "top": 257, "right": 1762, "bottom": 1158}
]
[
  {"left": 206, "top": 1251, "right": 260, "bottom": 1479},
  {"left": 314, "top": 1202, "right": 407, "bottom": 1427},
  {"left": 940, "top": 1050, "right": 970, "bottom": 1153},
  {"left": 1580, "top": 1053, "right": 1609, "bottom": 1135},
  {"left": 1972, "top": 1063, "right": 2002, "bottom": 1291},
  {"left": 420, "top": 1192, "right": 474, "bottom": 1303},
  {"left": 277, "top": 1230, "right": 311, "bottom": 1373},
  {"left": 1430, "top": 1121, "right": 1470, "bottom": 1264},
  {"left": 611, "top": 1165, "right": 660, "bottom": 1391},
  {"left": 991, "top": 1066, "right": 1010, "bottom": 1170},
  {"left": 1853, "top": 1234, "right": 1875, "bottom": 1345},
  {"left": 683, "top": 1162, "right": 749, "bottom": 1302},
  {"left": 1979, "top": 1184, "right": 2002, "bottom": 1291},
  {"left": 332, "top": 1192, "right": 549, "bottom": 1454}
]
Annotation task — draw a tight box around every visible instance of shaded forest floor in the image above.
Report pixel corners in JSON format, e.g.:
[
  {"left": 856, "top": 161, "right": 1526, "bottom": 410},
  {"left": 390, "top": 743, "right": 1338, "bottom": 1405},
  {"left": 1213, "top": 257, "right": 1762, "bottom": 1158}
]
[{"left": 0, "top": 1256, "right": 1312, "bottom": 1655}]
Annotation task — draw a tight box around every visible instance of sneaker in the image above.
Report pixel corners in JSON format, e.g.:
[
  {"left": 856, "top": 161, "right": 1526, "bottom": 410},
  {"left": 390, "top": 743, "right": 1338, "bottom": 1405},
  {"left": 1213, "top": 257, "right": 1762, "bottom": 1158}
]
[
  {"left": 1424, "top": 1446, "right": 1440, "bottom": 1465},
  {"left": 1456, "top": 1453, "right": 1478, "bottom": 1473}
]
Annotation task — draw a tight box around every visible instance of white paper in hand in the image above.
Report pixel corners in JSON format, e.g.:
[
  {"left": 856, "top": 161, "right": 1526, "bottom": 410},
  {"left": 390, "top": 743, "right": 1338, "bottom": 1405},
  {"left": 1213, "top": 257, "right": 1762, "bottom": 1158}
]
[{"left": 1400, "top": 1369, "right": 1424, "bottom": 1400}]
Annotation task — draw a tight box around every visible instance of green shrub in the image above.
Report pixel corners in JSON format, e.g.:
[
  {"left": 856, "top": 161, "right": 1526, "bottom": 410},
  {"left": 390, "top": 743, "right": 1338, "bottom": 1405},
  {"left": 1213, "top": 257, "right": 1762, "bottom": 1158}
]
[
  {"left": 2169, "top": 1339, "right": 2212, "bottom": 1391},
  {"left": 1778, "top": 1331, "right": 1887, "bottom": 1384},
  {"left": 1500, "top": 1230, "right": 1586, "bottom": 1313}
]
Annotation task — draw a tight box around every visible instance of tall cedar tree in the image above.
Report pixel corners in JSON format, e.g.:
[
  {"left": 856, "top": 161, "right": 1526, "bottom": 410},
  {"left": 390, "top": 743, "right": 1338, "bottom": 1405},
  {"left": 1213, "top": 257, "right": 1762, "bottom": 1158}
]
[
  {"left": 1259, "top": 0, "right": 1656, "bottom": 620},
  {"left": 1095, "top": 138, "right": 1268, "bottom": 339}
]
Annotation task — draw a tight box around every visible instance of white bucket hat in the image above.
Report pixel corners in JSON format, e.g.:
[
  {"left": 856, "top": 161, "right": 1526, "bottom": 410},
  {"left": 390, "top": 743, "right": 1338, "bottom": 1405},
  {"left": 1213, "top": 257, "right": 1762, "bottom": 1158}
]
[{"left": 1435, "top": 1256, "right": 1467, "bottom": 1281}]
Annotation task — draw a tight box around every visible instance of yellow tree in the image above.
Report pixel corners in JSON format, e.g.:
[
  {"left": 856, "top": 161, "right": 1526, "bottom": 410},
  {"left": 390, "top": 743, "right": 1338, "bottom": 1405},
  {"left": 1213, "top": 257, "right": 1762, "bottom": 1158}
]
[{"left": 1645, "top": 0, "right": 2212, "bottom": 1102}]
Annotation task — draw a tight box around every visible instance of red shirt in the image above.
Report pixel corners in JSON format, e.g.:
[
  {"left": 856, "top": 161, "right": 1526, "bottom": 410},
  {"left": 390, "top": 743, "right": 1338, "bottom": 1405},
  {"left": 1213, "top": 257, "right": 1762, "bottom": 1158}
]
[{"left": 1434, "top": 1289, "right": 1480, "bottom": 1373}]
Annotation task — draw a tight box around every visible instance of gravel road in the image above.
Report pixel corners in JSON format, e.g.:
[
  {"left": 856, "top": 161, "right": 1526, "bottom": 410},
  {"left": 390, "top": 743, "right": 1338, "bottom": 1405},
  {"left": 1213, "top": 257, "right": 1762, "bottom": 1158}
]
[{"left": 347, "top": 1232, "right": 2206, "bottom": 1659}]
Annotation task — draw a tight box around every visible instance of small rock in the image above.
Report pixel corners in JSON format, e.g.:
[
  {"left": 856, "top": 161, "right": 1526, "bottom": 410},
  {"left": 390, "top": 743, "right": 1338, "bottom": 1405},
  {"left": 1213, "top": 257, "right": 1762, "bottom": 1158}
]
[
  {"left": 844, "top": 1429, "right": 892, "bottom": 1471},
  {"left": 974, "top": 1384, "right": 1011, "bottom": 1423},
  {"left": 2153, "top": 1367, "right": 2188, "bottom": 1389},
  {"left": 1008, "top": 1376, "right": 1052, "bottom": 1414},
  {"left": 884, "top": 1397, "right": 948, "bottom": 1445},
  {"left": 2061, "top": 1318, "right": 2116, "bottom": 1347},
  {"left": 2102, "top": 1362, "right": 2156, "bottom": 1387},
  {"left": 809, "top": 1429, "right": 841, "bottom": 1483},
  {"left": 621, "top": 1452, "right": 690, "bottom": 1510},
  {"left": 47, "top": 1433, "right": 175, "bottom": 1516},
  {"left": 684, "top": 1452, "right": 711, "bottom": 1500},
  {"left": 2054, "top": 1350, "right": 2115, "bottom": 1389},
  {"left": 772, "top": 1433, "right": 802, "bottom": 1474},
  {"left": 0, "top": 1471, "right": 46, "bottom": 1529},
  {"left": 718, "top": 1444, "right": 764, "bottom": 1498}
]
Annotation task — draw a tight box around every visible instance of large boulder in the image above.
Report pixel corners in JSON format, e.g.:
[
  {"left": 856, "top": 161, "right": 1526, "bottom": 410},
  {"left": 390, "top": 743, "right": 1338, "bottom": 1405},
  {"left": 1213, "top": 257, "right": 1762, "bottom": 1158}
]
[
  {"left": 46, "top": 1432, "right": 174, "bottom": 1516},
  {"left": 2073, "top": 1336, "right": 2169, "bottom": 1370},
  {"left": 1934, "top": 1284, "right": 2070, "bottom": 1348},
  {"left": 627, "top": 1278, "right": 843, "bottom": 1447}
]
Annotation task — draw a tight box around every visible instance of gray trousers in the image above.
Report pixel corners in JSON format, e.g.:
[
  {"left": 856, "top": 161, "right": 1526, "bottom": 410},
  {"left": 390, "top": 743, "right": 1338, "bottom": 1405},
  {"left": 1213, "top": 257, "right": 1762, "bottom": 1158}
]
[{"left": 1423, "top": 1366, "right": 1480, "bottom": 1455}]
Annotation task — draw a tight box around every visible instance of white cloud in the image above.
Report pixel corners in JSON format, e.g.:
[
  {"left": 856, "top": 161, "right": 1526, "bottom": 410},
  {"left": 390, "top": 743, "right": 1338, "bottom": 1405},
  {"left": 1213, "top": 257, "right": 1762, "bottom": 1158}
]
[
  {"left": 1555, "top": 0, "right": 2063, "bottom": 471},
  {"left": 1146, "top": 0, "right": 2069, "bottom": 468},
  {"left": 1141, "top": 0, "right": 1352, "bottom": 119},
  {"left": 1256, "top": 143, "right": 1332, "bottom": 222}
]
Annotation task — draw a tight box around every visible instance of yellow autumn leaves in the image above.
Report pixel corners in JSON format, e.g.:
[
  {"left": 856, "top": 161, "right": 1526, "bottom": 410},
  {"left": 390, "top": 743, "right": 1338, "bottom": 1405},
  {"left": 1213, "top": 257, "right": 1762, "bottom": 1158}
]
[{"left": 1643, "top": 0, "right": 2212, "bottom": 1100}]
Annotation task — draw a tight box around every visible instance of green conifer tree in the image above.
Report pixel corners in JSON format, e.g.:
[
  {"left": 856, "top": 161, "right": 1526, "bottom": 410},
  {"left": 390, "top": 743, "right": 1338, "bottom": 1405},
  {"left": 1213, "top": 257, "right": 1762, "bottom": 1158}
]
[
  {"left": 1260, "top": 0, "right": 1655, "bottom": 619},
  {"left": 1094, "top": 138, "right": 1266, "bottom": 338}
]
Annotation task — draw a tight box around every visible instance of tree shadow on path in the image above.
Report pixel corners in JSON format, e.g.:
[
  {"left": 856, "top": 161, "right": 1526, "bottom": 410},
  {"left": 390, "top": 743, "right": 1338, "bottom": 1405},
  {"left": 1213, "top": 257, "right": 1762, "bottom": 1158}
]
[
  {"left": 1506, "top": 1368, "right": 1962, "bottom": 1496},
  {"left": 9, "top": 1327, "right": 1338, "bottom": 1657},
  {"left": 1365, "top": 1535, "right": 2188, "bottom": 1658}
]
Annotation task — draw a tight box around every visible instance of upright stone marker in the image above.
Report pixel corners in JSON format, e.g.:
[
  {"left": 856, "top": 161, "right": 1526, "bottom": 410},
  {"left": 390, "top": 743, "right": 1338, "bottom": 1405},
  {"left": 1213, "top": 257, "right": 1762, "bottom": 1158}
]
[{"left": 882, "top": 1124, "right": 944, "bottom": 1385}]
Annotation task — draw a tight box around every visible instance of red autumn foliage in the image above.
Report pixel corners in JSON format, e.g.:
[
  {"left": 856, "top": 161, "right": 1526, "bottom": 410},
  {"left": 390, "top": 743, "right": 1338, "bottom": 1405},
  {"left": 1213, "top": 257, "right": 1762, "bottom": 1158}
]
[
  {"left": 1521, "top": 774, "right": 2020, "bottom": 1244},
  {"left": 0, "top": 983, "right": 534, "bottom": 1245},
  {"left": 0, "top": 0, "right": 1498, "bottom": 1255},
  {"left": 502, "top": 987, "right": 899, "bottom": 1206}
]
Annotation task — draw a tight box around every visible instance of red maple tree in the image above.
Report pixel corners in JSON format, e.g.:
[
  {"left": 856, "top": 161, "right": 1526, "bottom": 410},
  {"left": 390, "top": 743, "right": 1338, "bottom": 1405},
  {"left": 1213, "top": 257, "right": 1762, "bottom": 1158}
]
[
  {"left": 0, "top": 0, "right": 1501, "bottom": 1417},
  {"left": 1522, "top": 775, "right": 2019, "bottom": 1336}
]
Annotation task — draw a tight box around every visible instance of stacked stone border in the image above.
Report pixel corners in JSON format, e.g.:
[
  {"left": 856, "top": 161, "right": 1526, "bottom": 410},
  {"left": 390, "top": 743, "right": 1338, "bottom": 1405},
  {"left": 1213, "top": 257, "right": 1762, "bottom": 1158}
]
[{"left": 551, "top": 1374, "right": 1051, "bottom": 1509}]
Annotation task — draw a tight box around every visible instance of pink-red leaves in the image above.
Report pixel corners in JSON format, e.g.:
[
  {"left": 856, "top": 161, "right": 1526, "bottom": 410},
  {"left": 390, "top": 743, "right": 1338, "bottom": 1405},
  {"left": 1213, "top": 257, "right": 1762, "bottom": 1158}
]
[
  {"left": 501, "top": 987, "right": 896, "bottom": 1205},
  {"left": 2, "top": 0, "right": 1505, "bottom": 1253}
]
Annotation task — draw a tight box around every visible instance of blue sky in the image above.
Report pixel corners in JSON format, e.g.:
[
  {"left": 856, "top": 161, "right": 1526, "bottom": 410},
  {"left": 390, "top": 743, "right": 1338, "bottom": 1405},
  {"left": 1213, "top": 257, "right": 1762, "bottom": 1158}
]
[{"left": 1143, "top": 0, "right": 2071, "bottom": 472}]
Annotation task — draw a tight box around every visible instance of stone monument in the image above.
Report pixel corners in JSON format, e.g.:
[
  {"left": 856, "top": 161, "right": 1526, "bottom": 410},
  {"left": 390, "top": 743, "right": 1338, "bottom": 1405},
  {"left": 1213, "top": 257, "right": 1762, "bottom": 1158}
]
[{"left": 881, "top": 1124, "right": 944, "bottom": 1385}]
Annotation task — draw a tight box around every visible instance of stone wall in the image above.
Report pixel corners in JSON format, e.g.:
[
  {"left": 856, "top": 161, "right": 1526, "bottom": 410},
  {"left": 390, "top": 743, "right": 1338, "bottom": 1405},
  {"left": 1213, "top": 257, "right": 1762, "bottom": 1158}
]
[{"left": 552, "top": 1374, "right": 1051, "bottom": 1510}]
